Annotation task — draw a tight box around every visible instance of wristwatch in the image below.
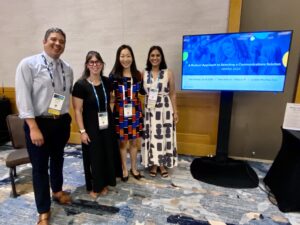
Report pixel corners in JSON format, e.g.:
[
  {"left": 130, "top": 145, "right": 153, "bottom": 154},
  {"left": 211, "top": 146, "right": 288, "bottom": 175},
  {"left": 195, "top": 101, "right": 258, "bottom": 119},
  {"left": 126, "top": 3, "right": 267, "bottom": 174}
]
[{"left": 79, "top": 129, "right": 86, "bottom": 134}]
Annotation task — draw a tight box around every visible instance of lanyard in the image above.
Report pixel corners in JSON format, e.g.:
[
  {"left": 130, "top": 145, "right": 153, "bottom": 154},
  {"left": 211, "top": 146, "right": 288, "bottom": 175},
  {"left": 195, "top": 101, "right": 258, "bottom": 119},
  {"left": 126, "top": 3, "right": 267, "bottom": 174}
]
[
  {"left": 41, "top": 55, "right": 66, "bottom": 92},
  {"left": 149, "top": 70, "right": 163, "bottom": 89},
  {"left": 122, "top": 78, "right": 133, "bottom": 101},
  {"left": 87, "top": 78, "right": 107, "bottom": 112}
]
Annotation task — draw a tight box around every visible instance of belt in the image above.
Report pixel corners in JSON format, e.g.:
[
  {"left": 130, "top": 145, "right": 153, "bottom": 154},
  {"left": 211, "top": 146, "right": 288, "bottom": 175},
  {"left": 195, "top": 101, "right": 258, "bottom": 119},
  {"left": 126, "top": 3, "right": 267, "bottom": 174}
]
[{"left": 36, "top": 113, "right": 68, "bottom": 120}]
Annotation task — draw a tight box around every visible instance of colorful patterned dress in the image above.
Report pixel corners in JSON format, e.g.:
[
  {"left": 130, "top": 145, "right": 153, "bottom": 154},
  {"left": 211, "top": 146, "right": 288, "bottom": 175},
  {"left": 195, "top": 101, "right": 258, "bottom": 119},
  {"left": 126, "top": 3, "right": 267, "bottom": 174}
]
[
  {"left": 142, "top": 69, "right": 177, "bottom": 168},
  {"left": 110, "top": 76, "right": 143, "bottom": 141}
]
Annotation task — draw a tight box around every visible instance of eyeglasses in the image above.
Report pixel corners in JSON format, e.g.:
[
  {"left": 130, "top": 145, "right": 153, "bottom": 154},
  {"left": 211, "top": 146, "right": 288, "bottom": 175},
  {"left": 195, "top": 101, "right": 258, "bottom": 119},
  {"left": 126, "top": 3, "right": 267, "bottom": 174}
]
[{"left": 88, "top": 60, "right": 102, "bottom": 66}]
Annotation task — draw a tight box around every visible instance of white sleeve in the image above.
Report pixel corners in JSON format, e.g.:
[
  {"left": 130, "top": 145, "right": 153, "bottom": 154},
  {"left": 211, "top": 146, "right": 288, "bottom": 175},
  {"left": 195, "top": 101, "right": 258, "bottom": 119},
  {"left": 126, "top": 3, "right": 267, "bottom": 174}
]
[{"left": 15, "top": 59, "right": 35, "bottom": 118}]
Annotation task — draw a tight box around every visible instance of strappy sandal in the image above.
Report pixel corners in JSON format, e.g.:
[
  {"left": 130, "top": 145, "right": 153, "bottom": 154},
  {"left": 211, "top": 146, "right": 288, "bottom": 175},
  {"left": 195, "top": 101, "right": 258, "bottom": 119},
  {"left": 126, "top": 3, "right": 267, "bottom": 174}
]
[
  {"left": 149, "top": 166, "right": 157, "bottom": 177},
  {"left": 100, "top": 187, "right": 109, "bottom": 196},
  {"left": 52, "top": 191, "right": 72, "bottom": 204},
  {"left": 37, "top": 211, "right": 51, "bottom": 225},
  {"left": 159, "top": 166, "right": 169, "bottom": 178},
  {"left": 161, "top": 171, "right": 169, "bottom": 178},
  {"left": 89, "top": 191, "right": 100, "bottom": 199}
]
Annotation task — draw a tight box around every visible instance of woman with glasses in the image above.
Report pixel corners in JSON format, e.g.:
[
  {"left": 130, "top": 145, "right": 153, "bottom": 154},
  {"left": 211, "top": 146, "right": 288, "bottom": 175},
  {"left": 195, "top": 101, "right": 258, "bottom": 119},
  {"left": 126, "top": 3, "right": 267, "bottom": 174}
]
[
  {"left": 109, "top": 45, "right": 144, "bottom": 181},
  {"left": 72, "top": 51, "right": 122, "bottom": 198}
]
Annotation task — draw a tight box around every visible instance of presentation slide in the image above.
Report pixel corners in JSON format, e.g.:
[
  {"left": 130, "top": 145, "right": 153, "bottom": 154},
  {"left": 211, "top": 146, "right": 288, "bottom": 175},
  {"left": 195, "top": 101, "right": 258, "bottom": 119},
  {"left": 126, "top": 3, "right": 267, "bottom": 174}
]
[{"left": 181, "top": 31, "right": 292, "bottom": 92}]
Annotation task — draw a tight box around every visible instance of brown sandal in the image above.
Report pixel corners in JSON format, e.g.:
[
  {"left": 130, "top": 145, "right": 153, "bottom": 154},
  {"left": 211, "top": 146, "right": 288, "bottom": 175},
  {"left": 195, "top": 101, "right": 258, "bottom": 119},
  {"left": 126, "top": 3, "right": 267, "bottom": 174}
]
[
  {"left": 52, "top": 191, "right": 72, "bottom": 205},
  {"left": 100, "top": 187, "right": 109, "bottom": 196},
  {"left": 161, "top": 171, "right": 169, "bottom": 178},
  {"left": 37, "top": 211, "right": 51, "bottom": 225},
  {"left": 149, "top": 166, "right": 157, "bottom": 177},
  {"left": 89, "top": 191, "right": 99, "bottom": 199},
  {"left": 159, "top": 166, "right": 169, "bottom": 178}
]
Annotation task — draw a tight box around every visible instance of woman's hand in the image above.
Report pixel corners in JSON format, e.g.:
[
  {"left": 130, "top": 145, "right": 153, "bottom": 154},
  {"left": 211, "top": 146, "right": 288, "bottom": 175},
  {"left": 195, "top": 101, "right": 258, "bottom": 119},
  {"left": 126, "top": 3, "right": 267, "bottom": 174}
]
[
  {"left": 174, "top": 112, "right": 179, "bottom": 124},
  {"left": 81, "top": 132, "right": 91, "bottom": 145}
]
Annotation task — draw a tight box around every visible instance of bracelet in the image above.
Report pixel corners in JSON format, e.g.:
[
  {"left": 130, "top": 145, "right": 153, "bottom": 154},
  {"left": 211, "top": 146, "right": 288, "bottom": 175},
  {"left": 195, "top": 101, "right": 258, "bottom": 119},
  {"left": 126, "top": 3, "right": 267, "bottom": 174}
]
[{"left": 79, "top": 129, "right": 86, "bottom": 134}]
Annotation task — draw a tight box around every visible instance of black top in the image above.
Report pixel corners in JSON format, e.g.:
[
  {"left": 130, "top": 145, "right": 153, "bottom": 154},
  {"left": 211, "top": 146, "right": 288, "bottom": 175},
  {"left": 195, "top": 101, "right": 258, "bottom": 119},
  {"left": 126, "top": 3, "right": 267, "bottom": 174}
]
[
  {"left": 72, "top": 77, "right": 113, "bottom": 136},
  {"left": 72, "top": 76, "right": 121, "bottom": 192}
]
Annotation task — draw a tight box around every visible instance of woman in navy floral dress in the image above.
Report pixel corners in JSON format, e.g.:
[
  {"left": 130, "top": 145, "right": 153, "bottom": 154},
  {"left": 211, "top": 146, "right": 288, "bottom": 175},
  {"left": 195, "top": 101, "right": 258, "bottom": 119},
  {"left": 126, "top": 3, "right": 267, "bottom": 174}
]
[{"left": 141, "top": 46, "right": 178, "bottom": 178}]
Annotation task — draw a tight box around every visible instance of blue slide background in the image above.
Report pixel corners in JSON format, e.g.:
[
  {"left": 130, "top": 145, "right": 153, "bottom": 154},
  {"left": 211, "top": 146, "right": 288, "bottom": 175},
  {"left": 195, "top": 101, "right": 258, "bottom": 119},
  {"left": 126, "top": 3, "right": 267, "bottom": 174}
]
[{"left": 182, "top": 31, "right": 292, "bottom": 76}]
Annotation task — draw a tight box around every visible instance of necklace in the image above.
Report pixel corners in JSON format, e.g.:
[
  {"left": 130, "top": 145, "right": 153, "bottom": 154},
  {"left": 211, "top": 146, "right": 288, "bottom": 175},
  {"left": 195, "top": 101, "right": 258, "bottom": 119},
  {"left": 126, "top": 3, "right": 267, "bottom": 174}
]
[{"left": 87, "top": 77, "right": 101, "bottom": 85}]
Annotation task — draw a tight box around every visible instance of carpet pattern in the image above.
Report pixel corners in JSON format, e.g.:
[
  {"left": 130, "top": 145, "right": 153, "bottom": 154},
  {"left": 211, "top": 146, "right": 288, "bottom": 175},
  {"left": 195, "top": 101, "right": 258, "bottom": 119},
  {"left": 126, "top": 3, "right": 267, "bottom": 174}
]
[{"left": 0, "top": 144, "right": 299, "bottom": 225}]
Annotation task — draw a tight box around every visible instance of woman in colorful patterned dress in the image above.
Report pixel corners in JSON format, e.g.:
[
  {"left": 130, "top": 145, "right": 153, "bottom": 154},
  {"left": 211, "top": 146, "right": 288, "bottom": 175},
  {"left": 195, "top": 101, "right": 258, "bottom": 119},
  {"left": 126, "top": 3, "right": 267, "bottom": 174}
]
[
  {"left": 141, "top": 46, "right": 178, "bottom": 178},
  {"left": 109, "top": 45, "right": 143, "bottom": 181}
]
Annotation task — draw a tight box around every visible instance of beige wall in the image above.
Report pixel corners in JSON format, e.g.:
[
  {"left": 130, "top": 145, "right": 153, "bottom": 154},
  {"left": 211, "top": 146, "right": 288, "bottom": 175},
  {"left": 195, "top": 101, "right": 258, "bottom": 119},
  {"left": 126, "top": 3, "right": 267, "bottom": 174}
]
[
  {"left": 0, "top": 0, "right": 229, "bottom": 88},
  {"left": 0, "top": 0, "right": 231, "bottom": 156},
  {"left": 229, "top": 0, "right": 300, "bottom": 159},
  {"left": 5, "top": 0, "right": 299, "bottom": 160}
]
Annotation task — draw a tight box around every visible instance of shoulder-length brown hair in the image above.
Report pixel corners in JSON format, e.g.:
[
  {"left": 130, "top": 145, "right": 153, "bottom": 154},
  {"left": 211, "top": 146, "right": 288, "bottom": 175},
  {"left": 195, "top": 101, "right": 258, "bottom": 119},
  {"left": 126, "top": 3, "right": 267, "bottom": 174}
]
[{"left": 80, "top": 51, "right": 105, "bottom": 80}]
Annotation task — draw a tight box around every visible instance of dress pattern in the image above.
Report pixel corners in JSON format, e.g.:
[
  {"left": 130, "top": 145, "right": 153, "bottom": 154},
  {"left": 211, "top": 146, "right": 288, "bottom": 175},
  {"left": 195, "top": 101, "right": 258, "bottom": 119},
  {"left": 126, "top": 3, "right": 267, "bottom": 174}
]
[
  {"left": 142, "top": 69, "right": 177, "bottom": 168},
  {"left": 110, "top": 76, "right": 143, "bottom": 141}
]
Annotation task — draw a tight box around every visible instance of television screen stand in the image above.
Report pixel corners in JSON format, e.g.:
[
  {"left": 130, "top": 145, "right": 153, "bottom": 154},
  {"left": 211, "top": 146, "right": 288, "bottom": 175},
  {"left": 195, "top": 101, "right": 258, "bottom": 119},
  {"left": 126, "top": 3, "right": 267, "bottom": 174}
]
[{"left": 191, "top": 91, "right": 259, "bottom": 188}]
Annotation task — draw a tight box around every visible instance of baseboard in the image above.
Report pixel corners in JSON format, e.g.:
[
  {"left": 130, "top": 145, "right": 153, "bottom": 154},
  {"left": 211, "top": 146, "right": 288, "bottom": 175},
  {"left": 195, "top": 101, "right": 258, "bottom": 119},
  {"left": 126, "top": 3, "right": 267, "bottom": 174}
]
[{"left": 230, "top": 156, "right": 273, "bottom": 164}]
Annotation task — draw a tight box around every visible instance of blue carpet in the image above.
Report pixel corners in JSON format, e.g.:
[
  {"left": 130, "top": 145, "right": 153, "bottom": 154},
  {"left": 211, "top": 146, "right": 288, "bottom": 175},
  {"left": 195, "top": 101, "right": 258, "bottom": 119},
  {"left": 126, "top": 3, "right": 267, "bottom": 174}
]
[{"left": 0, "top": 144, "right": 299, "bottom": 225}]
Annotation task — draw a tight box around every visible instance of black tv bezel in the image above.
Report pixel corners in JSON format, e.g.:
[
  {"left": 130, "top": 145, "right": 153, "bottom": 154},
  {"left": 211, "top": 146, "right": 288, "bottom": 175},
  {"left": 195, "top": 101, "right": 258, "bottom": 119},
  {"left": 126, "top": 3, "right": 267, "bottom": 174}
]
[{"left": 180, "top": 30, "right": 293, "bottom": 93}]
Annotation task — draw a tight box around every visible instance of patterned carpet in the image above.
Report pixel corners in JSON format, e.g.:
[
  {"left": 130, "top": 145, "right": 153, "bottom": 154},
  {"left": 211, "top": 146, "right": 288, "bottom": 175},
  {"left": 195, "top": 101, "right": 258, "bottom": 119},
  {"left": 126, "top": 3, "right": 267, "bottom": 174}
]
[{"left": 0, "top": 144, "right": 299, "bottom": 225}]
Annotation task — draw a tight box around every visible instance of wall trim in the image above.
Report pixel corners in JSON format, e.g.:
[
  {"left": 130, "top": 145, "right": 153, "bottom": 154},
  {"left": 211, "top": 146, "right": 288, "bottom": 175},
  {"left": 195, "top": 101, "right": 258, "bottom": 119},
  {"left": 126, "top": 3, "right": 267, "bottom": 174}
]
[{"left": 295, "top": 74, "right": 300, "bottom": 103}]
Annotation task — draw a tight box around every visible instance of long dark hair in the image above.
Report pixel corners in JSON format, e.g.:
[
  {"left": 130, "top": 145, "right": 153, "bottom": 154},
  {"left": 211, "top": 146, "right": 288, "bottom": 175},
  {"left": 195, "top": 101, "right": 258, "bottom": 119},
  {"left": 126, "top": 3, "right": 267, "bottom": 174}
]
[
  {"left": 80, "top": 51, "right": 105, "bottom": 80},
  {"left": 145, "top": 46, "right": 167, "bottom": 71},
  {"left": 110, "top": 45, "right": 141, "bottom": 82}
]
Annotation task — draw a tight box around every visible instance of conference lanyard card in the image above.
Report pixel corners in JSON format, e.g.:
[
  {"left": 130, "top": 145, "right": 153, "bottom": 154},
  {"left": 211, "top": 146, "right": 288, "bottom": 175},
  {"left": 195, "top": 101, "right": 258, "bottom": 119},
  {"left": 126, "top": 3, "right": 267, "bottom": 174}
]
[
  {"left": 48, "top": 93, "right": 65, "bottom": 115},
  {"left": 124, "top": 103, "right": 133, "bottom": 117},
  {"left": 148, "top": 88, "right": 158, "bottom": 108},
  {"left": 98, "top": 112, "right": 108, "bottom": 130}
]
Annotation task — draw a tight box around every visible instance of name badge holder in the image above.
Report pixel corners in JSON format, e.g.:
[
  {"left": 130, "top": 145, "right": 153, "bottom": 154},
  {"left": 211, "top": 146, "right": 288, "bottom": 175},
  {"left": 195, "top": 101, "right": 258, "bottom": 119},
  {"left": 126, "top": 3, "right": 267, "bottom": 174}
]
[
  {"left": 98, "top": 112, "right": 108, "bottom": 130},
  {"left": 88, "top": 79, "right": 109, "bottom": 130},
  {"left": 122, "top": 80, "right": 133, "bottom": 118},
  {"left": 48, "top": 93, "right": 65, "bottom": 115},
  {"left": 124, "top": 104, "right": 133, "bottom": 117},
  {"left": 147, "top": 88, "right": 158, "bottom": 109}
]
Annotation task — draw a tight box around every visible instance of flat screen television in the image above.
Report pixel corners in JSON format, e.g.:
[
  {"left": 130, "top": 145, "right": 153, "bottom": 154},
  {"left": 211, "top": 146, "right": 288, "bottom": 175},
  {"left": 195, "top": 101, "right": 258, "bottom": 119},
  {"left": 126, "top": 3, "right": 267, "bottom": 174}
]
[{"left": 181, "top": 30, "right": 293, "bottom": 92}]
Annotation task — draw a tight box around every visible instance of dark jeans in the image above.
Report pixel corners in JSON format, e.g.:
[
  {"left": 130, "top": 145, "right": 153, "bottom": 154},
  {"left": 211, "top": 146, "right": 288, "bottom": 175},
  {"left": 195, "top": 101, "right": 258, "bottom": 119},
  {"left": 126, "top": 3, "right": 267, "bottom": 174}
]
[{"left": 24, "top": 114, "right": 71, "bottom": 214}]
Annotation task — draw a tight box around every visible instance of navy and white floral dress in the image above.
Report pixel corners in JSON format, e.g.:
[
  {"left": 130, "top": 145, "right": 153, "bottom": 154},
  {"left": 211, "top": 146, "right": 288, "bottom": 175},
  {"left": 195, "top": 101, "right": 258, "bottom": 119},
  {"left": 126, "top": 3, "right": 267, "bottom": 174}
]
[{"left": 142, "top": 69, "right": 177, "bottom": 168}]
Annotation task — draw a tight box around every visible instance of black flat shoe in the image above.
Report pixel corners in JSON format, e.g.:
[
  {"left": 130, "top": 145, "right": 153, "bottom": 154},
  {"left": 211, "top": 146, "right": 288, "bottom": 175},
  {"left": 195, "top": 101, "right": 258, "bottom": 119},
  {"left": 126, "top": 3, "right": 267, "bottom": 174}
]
[
  {"left": 121, "top": 176, "right": 129, "bottom": 182},
  {"left": 130, "top": 169, "right": 143, "bottom": 180}
]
